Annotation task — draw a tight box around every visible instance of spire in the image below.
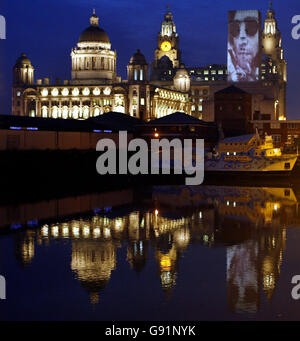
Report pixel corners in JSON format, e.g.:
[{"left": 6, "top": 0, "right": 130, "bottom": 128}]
[
  {"left": 164, "top": 4, "right": 173, "bottom": 21},
  {"left": 267, "top": 1, "right": 275, "bottom": 18},
  {"left": 90, "top": 9, "right": 99, "bottom": 26}
]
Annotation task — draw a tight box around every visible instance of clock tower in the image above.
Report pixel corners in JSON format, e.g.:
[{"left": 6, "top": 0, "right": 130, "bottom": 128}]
[{"left": 151, "top": 6, "right": 181, "bottom": 81}]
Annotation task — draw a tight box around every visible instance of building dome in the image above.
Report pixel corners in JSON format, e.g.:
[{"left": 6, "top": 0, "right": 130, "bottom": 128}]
[
  {"left": 79, "top": 26, "right": 110, "bottom": 43},
  {"left": 14, "top": 53, "right": 32, "bottom": 67},
  {"left": 174, "top": 64, "right": 189, "bottom": 79},
  {"left": 78, "top": 10, "right": 110, "bottom": 43},
  {"left": 129, "top": 49, "right": 147, "bottom": 65},
  {"left": 173, "top": 64, "right": 190, "bottom": 92}
]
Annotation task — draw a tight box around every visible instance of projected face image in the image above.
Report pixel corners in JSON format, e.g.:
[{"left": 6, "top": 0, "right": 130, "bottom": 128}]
[{"left": 228, "top": 10, "right": 260, "bottom": 82}]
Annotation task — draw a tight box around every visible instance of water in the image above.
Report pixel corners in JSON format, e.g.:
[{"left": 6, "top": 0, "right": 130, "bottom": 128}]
[{"left": 1, "top": 184, "right": 300, "bottom": 321}]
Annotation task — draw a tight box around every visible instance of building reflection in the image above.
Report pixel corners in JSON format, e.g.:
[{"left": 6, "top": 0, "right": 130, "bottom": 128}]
[
  {"left": 71, "top": 239, "right": 117, "bottom": 304},
  {"left": 10, "top": 185, "right": 299, "bottom": 310}
]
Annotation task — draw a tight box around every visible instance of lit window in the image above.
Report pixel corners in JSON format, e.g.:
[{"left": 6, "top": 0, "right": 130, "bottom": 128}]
[
  {"left": 83, "top": 87, "right": 90, "bottom": 96},
  {"left": 62, "top": 106, "right": 68, "bottom": 119},
  {"left": 51, "top": 106, "right": 58, "bottom": 118},
  {"left": 42, "top": 106, "right": 48, "bottom": 117},
  {"left": 83, "top": 106, "right": 89, "bottom": 119},
  {"left": 62, "top": 88, "right": 69, "bottom": 96},
  {"left": 41, "top": 89, "right": 48, "bottom": 97},
  {"left": 103, "top": 87, "right": 111, "bottom": 95},
  {"left": 93, "top": 87, "right": 100, "bottom": 96},
  {"left": 51, "top": 88, "right": 58, "bottom": 96},
  {"left": 72, "top": 88, "right": 79, "bottom": 96},
  {"left": 94, "top": 107, "right": 100, "bottom": 116},
  {"left": 140, "top": 98, "right": 145, "bottom": 105},
  {"left": 72, "top": 106, "right": 79, "bottom": 119}
]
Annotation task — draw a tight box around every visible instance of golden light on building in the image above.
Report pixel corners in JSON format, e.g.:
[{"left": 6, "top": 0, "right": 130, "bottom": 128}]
[
  {"left": 93, "top": 227, "right": 101, "bottom": 238},
  {"left": 41, "top": 88, "right": 48, "bottom": 97},
  {"left": 51, "top": 225, "right": 59, "bottom": 238},
  {"left": 62, "top": 88, "right": 69, "bottom": 96},
  {"left": 51, "top": 88, "right": 59, "bottom": 96},
  {"left": 83, "top": 226, "right": 90, "bottom": 238},
  {"left": 93, "top": 87, "right": 100, "bottom": 96},
  {"left": 82, "top": 87, "right": 90, "bottom": 96},
  {"left": 72, "top": 87, "right": 79, "bottom": 96},
  {"left": 160, "top": 255, "right": 171, "bottom": 271},
  {"left": 41, "top": 225, "right": 49, "bottom": 237},
  {"left": 72, "top": 225, "right": 80, "bottom": 238}
]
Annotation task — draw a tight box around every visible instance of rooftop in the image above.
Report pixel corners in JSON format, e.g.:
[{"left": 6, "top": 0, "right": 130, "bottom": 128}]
[
  {"left": 147, "top": 112, "right": 213, "bottom": 125},
  {"left": 220, "top": 134, "right": 255, "bottom": 144},
  {"left": 215, "top": 85, "right": 247, "bottom": 94}
]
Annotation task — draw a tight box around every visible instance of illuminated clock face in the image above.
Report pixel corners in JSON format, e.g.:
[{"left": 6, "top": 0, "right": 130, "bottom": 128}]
[{"left": 160, "top": 41, "right": 172, "bottom": 52}]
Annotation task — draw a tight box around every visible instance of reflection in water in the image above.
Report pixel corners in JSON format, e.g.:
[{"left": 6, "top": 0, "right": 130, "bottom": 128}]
[{"left": 10, "top": 185, "right": 298, "bottom": 313}]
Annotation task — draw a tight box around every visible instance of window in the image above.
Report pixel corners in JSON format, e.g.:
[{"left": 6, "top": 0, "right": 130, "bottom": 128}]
[
  {"left": 287, "top": 123, "right": 298, "bottom": 129},
  {"left": 271, "top": 122, "right": 280, "bottom": 129},
  {"left": 272, "top": 135, "right": 281, "bottom": 142},
  {"left": 140, "top": 98, "right": 145, "bottom": 105}
]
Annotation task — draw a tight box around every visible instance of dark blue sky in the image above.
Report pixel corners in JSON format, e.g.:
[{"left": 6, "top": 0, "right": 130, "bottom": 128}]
[{"left": 1, "top": 0, "right": 300, "bottom": 118}]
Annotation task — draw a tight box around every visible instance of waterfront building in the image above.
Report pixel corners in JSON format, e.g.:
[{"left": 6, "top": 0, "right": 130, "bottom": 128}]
[
  {"left": 12, "top": 9, "right": 191, "bottom": 121},
  {"left": 12, "top": 4, "right": 286, "bottom": 124}
]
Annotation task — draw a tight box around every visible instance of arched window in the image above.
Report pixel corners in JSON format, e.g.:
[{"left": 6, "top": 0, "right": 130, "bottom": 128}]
[
  {"left": 72, "top": 106, "right": 79, "bottom": 119},
  {"left": 51, "top": 106, "right": 58, "bottom": 119},
  {"left": 83, "top": 106, "right": 89, "bottom": 119},
  {"left": 62, "top": 106, "right": 68, "bottom": 119},
  {"left": 42, "top": 106, "right": 48, "bottom": 118}
]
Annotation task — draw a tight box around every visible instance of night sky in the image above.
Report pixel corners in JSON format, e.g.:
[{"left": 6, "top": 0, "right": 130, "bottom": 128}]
[{"left": 1, "top": 0, "right": 300, "bottom": 118}]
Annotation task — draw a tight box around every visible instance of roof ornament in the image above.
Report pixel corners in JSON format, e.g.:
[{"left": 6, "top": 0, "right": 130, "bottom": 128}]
[{"left": 90, "top": 9, "right": 99, "bottom": 26}]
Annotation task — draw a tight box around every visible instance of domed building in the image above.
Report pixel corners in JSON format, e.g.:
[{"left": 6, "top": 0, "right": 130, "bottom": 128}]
[
  {"left": 11, "top": 5, "right": 287, "bottom": 123},
  {"left": 71, "top": 10, "right": 117, "bottom": 82},
  {"left": 173, "top": 64, "right": 190, "bottom": 92},
  {"left": 12, "top": 9, "right": 191, "bottom": 120}
]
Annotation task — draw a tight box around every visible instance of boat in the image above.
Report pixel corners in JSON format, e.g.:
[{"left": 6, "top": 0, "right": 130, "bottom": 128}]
[{"left": 204, "top": 132, "right": 298, "bottom": 176}]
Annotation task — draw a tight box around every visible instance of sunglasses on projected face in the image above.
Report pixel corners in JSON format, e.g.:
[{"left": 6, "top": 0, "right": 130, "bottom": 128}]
[{"left": 230, "top": 19, "right": 259, "bottom": 38}]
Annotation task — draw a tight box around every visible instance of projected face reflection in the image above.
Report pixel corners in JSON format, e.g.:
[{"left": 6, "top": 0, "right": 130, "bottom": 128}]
[{"left": 228, "top": 10, "right": 260, "bottom": 82}]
